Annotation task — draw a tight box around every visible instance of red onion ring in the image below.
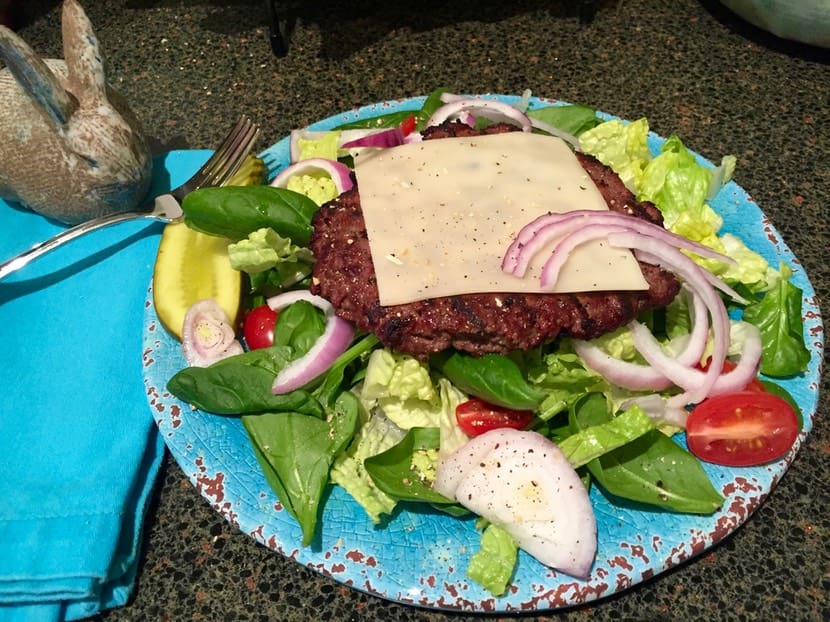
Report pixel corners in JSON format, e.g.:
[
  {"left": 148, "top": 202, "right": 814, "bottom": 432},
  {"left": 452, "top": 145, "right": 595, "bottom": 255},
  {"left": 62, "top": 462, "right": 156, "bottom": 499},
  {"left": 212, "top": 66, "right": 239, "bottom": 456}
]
[
  {"left": 572, "top": 287, "right": 709, "bottom": 391},
  {"left": 504, "top": 217, "right": 761, "bottom": 409},
  {"left": 503, "top": 210, "right": 734, "bottom": 278},
  {"left": 266, "top": 291, "right": 355, "bottom": 394},
  {"left": 426, "top": 98, "right": 533, "bottom": 132},
  {"left": 270, "top": 157, "right": 354, "bottom": 195}
]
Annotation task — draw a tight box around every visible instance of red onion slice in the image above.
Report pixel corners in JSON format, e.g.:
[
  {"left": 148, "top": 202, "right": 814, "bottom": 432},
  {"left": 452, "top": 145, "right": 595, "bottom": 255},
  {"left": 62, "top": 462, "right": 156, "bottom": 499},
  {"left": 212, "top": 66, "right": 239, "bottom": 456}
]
[
  {"left": 340, "top": 127, "right": 405, "bottom": 150},
  {"left": 181, "top": 299, "right": 244, "bottom": 367},
  {"left": 266, "top": 290, "right": 355, "bottom": 394},
  {"left": 504, "top": 210, "right": 733, "bottom": 279},
  {"left": 270, "top": 157, "right": 354, "bottom": 195},
  {"left": 572, "top": 288, "right": 709, "bottom": 391},
  {"left": 513, "top": 212, "right": 761, "bottom": 410},
  {"left": 529, "top": 117, "right": 580, "bottom": 149},
  {"left": 426, "top": 98, "right": 533, "bottom": 132}
]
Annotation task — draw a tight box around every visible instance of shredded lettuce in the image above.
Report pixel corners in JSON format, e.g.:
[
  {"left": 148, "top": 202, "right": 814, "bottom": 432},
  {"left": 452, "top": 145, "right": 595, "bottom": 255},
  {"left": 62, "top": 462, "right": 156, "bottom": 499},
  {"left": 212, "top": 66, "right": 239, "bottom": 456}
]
[{"left": 528, "top": 347, "right": 606, "bottom": 421}]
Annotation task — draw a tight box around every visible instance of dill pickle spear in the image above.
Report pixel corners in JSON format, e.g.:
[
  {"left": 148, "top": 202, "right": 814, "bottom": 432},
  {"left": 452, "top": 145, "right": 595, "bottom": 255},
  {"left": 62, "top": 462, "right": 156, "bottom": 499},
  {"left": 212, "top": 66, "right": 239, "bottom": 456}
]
[
  {"left": 152, "top": 222, "right": 241, "bottom": 341},
  {"left": 152, "top": 155, "right": 266, "bottom": 340}
]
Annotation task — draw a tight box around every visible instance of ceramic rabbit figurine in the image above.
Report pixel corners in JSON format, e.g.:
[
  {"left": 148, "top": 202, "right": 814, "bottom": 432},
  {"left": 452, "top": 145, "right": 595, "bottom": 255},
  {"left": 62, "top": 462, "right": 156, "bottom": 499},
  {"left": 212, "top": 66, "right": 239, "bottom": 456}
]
[{"left": 0, "top": 0, "right": 152, "bottom": 224}]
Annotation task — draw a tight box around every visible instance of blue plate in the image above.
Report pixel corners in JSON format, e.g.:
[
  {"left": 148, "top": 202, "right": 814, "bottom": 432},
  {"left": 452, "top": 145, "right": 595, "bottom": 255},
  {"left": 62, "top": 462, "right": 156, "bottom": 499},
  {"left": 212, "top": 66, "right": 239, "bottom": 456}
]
[{"left": 143, "top": 96, "right": 823, "bottom": 612}]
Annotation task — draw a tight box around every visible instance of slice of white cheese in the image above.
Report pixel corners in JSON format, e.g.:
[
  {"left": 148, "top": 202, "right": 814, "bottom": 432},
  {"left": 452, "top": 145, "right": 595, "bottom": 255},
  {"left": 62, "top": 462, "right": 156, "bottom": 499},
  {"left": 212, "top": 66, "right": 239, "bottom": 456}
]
[{"left": 354, "top": 132, "right": 649, "bottom": 307}]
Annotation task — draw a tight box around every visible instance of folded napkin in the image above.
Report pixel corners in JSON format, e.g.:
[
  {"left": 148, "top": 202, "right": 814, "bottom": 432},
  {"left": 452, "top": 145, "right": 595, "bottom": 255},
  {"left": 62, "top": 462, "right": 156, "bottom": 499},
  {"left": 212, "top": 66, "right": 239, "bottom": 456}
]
[{"left": 0, "top": 151, "right": 208, "bottom": 621}]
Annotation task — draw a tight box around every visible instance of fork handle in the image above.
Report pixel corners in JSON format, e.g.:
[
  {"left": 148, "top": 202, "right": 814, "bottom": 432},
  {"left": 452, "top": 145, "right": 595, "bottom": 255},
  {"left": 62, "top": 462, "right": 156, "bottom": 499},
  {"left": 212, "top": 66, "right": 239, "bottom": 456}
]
[{"left": 0, "top": 209, "right": 156, "bottom": 281}]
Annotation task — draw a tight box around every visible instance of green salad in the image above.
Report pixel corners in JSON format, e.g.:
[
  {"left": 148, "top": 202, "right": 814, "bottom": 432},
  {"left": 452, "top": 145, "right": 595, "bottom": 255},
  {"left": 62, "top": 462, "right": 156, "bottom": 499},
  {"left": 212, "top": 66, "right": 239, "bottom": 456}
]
[{"left": 162, "top": 88, "right": 809, "bottom": 595}]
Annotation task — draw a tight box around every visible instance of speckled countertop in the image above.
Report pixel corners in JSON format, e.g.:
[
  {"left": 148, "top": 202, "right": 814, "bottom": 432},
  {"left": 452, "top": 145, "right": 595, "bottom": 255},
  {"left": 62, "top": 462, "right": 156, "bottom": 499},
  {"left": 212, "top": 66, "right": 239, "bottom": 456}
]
[{"left": 14, "top": 0, "right": 829, "bottom": 620}]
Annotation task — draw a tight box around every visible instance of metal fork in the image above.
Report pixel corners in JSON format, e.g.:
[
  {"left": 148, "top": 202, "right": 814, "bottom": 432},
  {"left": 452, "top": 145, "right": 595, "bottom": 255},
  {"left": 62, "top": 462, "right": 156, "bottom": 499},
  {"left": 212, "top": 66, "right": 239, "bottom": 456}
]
[{"left": 0, "top": 115, "right": 260, "bottom": 280}]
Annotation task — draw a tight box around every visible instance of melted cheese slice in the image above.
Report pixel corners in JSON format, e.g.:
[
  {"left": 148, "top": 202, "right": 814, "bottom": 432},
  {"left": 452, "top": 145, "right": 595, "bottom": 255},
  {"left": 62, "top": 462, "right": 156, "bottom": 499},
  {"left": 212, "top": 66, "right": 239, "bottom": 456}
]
[{"left": 354, "top": 132, "right": 649, "bottom": 306}]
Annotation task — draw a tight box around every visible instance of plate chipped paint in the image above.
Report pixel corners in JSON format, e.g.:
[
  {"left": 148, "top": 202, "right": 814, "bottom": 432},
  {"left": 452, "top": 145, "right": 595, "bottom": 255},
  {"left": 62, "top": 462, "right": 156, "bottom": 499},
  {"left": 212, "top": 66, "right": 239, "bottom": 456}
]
[{"left": 143, "top": 98, "right": 823, "bottom": 612}]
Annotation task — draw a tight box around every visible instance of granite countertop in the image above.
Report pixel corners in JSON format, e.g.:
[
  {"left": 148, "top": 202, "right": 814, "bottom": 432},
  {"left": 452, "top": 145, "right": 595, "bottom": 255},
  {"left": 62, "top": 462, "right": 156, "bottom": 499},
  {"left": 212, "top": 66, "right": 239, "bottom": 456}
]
[{"left": 15, "top": 1, "right": 829, "bottom": 620}]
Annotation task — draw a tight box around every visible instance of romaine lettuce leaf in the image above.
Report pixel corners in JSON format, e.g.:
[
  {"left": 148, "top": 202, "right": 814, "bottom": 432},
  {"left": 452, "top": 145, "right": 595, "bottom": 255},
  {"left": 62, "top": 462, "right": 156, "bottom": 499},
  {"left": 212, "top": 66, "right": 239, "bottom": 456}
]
[
  {"left": 466, "top": 523, "right": 517, "bottom": 596},
  {"left": 578, "top": 118, "right": 650, "bottom": 191}
]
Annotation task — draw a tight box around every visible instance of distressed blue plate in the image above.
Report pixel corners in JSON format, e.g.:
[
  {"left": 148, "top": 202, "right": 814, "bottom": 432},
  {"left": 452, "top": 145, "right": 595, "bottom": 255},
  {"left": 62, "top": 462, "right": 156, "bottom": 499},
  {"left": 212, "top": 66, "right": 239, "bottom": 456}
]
[{"left": 143, "top": 96, "right": 823, "bottom": 612}]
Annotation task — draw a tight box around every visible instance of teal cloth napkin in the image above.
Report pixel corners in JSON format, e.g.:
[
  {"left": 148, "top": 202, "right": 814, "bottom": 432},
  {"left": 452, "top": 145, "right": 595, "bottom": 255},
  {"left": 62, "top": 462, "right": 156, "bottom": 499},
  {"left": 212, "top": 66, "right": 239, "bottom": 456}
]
[{"left": 0, "top": 151, "right": 208, "bottom": 621}]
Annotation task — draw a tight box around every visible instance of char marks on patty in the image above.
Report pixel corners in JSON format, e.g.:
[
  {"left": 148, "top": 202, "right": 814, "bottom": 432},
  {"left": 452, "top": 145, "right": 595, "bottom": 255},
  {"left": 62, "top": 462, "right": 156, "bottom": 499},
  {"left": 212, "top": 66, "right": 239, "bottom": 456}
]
[{"left": 309, "top": 121, "right": 680, "bottom": 359}]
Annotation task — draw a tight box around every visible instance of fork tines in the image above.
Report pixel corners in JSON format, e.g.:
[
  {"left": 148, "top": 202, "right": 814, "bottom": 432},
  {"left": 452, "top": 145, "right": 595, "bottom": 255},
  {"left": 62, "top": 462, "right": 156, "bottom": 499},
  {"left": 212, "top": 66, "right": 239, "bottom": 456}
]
[{"left": 193, "top": 116, "right": 261, "bottom": 191}]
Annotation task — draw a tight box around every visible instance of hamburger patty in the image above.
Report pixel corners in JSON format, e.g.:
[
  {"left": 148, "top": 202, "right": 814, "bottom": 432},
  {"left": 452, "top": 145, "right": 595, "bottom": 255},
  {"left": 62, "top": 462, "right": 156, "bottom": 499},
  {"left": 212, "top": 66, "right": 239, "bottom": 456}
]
[{"left": 309, "top": 121, "right": 680, "bottom": 359}]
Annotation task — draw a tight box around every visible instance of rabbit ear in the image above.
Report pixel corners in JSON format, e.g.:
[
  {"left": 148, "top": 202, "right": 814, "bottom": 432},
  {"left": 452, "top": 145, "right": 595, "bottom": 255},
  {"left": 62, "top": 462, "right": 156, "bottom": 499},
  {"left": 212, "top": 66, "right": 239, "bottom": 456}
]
[
  {"left": 61, "top": 0, "right": 107, "bottom": 104},
  {"left": 0, "top": 25, "right": 77, "bottom": 127}
]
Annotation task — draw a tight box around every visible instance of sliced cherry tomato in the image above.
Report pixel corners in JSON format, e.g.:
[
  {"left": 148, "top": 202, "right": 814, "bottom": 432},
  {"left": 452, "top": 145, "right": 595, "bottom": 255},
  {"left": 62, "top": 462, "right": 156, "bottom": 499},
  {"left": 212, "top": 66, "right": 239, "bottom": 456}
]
[
  {"left": 686, "top": 391, "right": 799, "bottom": 467},
  {"left": 243, "top": 304, "right": 279, "bottom": 350},
  {"left": 399, "top": 114, "right": 417, "bottom": 136},
  {"left": 455, "top": 398, "right": 534, "bottom": 437},
  {"left": 697, "top": 357, "right": 766, "bottom": 393}
]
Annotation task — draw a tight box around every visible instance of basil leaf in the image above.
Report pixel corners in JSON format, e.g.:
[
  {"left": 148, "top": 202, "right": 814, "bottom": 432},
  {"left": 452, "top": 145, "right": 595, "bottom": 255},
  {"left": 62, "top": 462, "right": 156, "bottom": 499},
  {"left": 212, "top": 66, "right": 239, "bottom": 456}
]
[
  {"left": 167, "top": 346, "right": 323, "bottom": 417},
  {"left": 571, "top": 394, "right": 724, "bottom": 514},
  {"left": 742, "top": 273, "right": 810, "bottom": 377},
  {"left": 243, "top": 390, "right": 359, "bottom": 546},
  {"left": 432, "top": 351, "right": 545, "bottom": 410},
  {"left": 182, "top": 186, "right": 318, "bottom": 245}
]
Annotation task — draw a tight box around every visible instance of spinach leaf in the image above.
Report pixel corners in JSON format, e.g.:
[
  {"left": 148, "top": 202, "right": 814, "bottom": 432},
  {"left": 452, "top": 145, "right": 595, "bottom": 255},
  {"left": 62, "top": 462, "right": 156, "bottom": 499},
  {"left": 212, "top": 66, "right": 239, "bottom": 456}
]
[
  {"left": 243, "top": 390, "right": 359, "bottom": 546},
  {"left": 273, "top": 300, "right": 325, "bottom": 355},
  {"left": 558, "top": 404, "right": 655, "bottom": 468},
  {"left": 167, "top": 346, "right": 323, "bottom": 417},
  {"left": 742, "top": 272, "right": 810, "bottom": 377},
  {"left": 313, "top": 333, "right": 380, "bottom": 407},
  {"left": 364, "top": 427, "right": 455, "bottom": 505},
  {"left": 432, "top": 351, "right": 545, "bottom": 410},
  {"left": 527, "top": 104, "right": 600, "bottom": 136},
  {"left": 181, "top": 186, "right": 318, "bottom": 245},
  {"left": 759, "top": 380, "right": 804, "bottom": 430},
  {"left": 571, "top": 394, "right": 724, "bottom": 514}
]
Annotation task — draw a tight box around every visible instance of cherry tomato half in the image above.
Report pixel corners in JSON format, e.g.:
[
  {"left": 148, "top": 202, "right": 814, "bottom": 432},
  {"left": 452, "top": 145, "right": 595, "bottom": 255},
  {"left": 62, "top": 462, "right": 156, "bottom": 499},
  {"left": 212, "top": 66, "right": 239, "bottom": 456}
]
[
  {"left": 686, "top": 391, "right": 799, "bottom": 467},
  {"left": 243, "top": 304, "right": 279, "bottom": 350},
  {"left": 696, "top": 357, "right": 766, "bottom": 393},
  {"left": 455, "top": 398, "right": 535, "bottom": 437}
]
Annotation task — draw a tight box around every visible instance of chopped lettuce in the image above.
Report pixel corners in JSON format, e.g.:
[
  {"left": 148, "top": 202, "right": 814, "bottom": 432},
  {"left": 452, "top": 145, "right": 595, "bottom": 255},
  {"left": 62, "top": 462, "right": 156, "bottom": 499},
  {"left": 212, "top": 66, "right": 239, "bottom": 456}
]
[
  {"left": 719, "top": 233, "right": 781, "bottom": 293},
  {"left": 360, "top": 349, "right": 438, "bottom": 428},
  {"left": 528, "top": 346, "right": 606, "bottom": 421},
  {"left": 227, "top": 227, "right": 314, "bottom": 281},
  {"left": 578, "top": 118, "right": 651, "bottom": 191},
  {"left": 297, "top": 131, "right": 341, "bottom": 161},
  {"left": 286, "top": 173, "right": 339, "bottom": 206},
  {"left": 466, "top": 523, "right": 517, "bottom": 596},
  {"left": 329, "top": 410, "right": 404, "bottom": 523}
]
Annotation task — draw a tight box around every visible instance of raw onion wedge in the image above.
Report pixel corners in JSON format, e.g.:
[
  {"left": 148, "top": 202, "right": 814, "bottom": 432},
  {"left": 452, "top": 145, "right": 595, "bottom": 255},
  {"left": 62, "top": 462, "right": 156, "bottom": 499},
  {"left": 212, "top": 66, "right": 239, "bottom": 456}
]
[{"left": 435, "top": 428, "right": 596, "bottom": 578}]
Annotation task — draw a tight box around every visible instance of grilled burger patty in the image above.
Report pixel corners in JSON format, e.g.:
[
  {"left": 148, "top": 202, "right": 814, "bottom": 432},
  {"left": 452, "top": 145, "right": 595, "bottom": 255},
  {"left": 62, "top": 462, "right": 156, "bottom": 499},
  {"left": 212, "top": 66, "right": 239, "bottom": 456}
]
[{"left": 309, "top": 121, "right": 680, "bottom": 360}]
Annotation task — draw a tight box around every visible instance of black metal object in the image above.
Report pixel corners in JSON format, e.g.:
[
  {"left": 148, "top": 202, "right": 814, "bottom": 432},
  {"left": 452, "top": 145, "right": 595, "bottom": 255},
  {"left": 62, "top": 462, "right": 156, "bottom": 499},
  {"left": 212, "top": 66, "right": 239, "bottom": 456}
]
[{"left": 265, "top": 0, "right": 296, "bottom": 57}]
